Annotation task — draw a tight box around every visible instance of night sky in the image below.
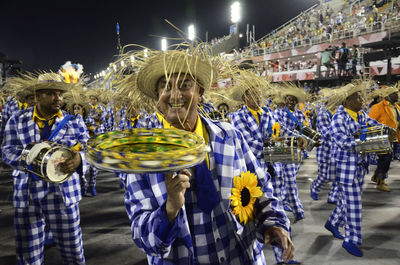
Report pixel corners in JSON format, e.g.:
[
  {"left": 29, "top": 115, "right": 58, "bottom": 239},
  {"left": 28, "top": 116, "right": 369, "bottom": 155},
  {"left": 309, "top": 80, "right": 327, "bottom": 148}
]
[{"left": 1, "top": 0, "right": 318, "bottom": 76}]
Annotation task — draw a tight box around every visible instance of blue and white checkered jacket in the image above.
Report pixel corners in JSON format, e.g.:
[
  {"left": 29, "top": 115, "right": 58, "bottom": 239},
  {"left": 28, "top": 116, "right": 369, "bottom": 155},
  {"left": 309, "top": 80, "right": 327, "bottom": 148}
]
[
  {"left": 198, "top": 102, "right": 215, "bottom": 114},
  {"left": 274, "top": 107, "right": 306, "bottom": 137},
  {"left": 330, "top": 105, "right": 380, "bottom": 184},
  {"left": 316, "top": 106, "right": 334, "bottom": 163},
  {"left": 124, "top": 116, "right": 289, "bottom": 265},
  {"left": 89, "top": 104, "right": 106, "bottom": 135},
  {"left": 1, "top": 98, "right": 21, "bottom": 142},
  {"left": 1, "top": 108, "right": 90, "bottom": 208},
  {"left": 104, "top": 103, "right": 115, "bottom": 131},
  {"left": 230, "top": 106, "right": 275, "bottom": 166}
]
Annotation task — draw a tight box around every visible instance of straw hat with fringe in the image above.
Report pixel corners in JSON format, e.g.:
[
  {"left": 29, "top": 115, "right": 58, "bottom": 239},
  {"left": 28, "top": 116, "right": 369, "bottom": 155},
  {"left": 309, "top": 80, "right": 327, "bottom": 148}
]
[
  {"left": 230, "top": 70, "right": 268, "bottom": 104},
  {"left": 280, "top": 82, "right": 306, "bottom": 103},
  {"left": 137, "top": 49, "right": 217, "bottom": 100},
  {"left": 380, "top": 86, "right": 399, "bottom": 98},
  {"left": 2, "top": 76, "right": 36, "bottom": 102},
  {"left": 33, "top": 72, "right": 73, "bottom": 92}
]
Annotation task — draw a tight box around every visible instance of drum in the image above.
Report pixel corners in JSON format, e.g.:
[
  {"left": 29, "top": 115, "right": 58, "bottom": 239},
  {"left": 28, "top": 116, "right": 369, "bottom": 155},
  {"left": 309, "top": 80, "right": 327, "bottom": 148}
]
[
  {"left": 263, "top": 136, "right": 301, "bottom": 163},
  {"left": 354, "top": 125, "right": 392, "bottom": 154},
  {"left": 296, "top": 125, "right": 321, "bottom": 151},
  {"left": 86, "top": 128, "right": 210, "bottom": 173},
  {"left": 21, "top": 142, "right": 74, "bottom": 183}
]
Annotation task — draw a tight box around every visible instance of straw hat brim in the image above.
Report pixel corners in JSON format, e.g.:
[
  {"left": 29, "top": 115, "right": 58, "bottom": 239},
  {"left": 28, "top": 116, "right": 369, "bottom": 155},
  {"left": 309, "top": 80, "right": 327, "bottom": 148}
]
[
  {"left": 381, "top": 87, "right": 399, "bottom": 98},
  {"left": 281, "top": 88, "right": 306, "bottom": 103},
  {"left": 16, "top": 87, "right": 35, "bottom": 101},
  {"left": 136, "top": 51, "right": 216, "bottom": 100},
  {"left": 33, "top": 81, "right": 72, "bottom": 92}
]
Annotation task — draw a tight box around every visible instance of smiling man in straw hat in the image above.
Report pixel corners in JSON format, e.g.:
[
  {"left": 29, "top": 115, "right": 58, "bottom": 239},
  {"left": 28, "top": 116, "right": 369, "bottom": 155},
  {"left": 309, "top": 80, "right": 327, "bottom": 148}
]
[
  {"left": 274, "top": 83, "right": 308, "bottom": 222},
  {"left": 122, "top": 47, "right": 294, "bottom": 264},
  {"left": 1, "top": 72, "right": 89, "bottom": 264},
  {"left": 324, "top": 82, "right": 381, "bottom": 257},
  {"left": 369, "top": 86, "right": 400, "bottom": 191}
]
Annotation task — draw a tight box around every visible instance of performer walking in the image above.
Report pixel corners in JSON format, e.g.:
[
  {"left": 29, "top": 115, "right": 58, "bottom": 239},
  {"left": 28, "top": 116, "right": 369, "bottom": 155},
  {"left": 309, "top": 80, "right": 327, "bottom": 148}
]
[{"left": 1, "top": 72, "right": 89, "bottom": 264}]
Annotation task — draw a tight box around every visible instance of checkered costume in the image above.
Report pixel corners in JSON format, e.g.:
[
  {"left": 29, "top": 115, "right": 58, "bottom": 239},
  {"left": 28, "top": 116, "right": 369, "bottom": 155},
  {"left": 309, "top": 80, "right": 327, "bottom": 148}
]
[
  {"left": 125, "top": 116, "right": 290, "bottom": 265},
  {"left": 1, "top": 108, "right": 89, "bottom": 264},
  {"left": 311, "top": 106, "right": 338, "bottom": 202},
  {"left": 327, "top": 105, "right": 379, "bottom": 246},
  {"left": 274, "top": 107, "right": 305, "bottom": 218},
  {"left": 1, "top": 98, "right": 23, "bottom": 143},
  {"left": 103, "top": 103, "right": 115, "bottom": 131},
  {"left": 230, "top": 106, "right": 291, "bottom": 263},
  {"left": 198, "top": 102, "right": 215, "bottom": 114}
]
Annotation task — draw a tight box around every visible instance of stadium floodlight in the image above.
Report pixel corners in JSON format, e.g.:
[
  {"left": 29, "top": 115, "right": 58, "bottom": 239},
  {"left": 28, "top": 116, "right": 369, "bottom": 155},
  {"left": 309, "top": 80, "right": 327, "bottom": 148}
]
[
  {"left": 101, "top": 70, "right": 106, "bottom": 77},
  {"left": 231, "top": 1, "right": 241, "bottom": 24},
  {"left": 188, "top": 24, "right": 195, "bottom": 41},
  {"left": 161, "top": 38, "right": 168, "bottom": 51}
]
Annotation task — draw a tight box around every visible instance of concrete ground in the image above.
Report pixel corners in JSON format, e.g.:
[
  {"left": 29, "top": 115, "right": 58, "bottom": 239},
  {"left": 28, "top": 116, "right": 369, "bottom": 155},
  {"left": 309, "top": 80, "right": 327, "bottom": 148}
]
[{"left": 0, "top": 150, "right": 399, "bottom": 265}]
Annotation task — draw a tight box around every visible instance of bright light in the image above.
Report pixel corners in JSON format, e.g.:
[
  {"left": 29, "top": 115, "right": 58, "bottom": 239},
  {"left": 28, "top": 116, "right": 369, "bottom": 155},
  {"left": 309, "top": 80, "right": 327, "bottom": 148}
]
[
  {"left": 239, "top": 33, "right": 243, "bottom": 38},
  {"left": 144, "top": 49, "right": 148, "bottom": 57},
  {"left": 113, "top": 64, "right": 117, "bottom": 71},
  {"left": 188, "top": 24, "right": 195, "bottom": 41},
  {"left": 231, "top": 2, "right": 241, "bottom": 23},
  {"left": 121, "top": 60, "right": 125, "bottom": 67},
  {"left": 101, "top": 70, "right": 105, "bottom": 77},
  {"left": 161, "top": 38, "right": 167, "bottom": 51},
  {"left": 130, "top": 55, "right": 135, "bottom": 63}
]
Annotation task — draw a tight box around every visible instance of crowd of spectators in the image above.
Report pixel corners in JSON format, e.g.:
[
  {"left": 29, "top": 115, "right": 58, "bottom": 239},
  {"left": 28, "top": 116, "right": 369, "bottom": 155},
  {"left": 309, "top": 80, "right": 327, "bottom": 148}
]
[{"left": 252, "top": 0, "right": 399, "bottom": 54}]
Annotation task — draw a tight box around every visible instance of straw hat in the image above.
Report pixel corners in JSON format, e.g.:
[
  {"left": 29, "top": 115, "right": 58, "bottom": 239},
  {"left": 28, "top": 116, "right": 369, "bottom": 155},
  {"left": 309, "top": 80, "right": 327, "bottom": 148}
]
[
  {"left": 67, "top": 100, "right": 91, "bottom": 118},
  {"left": 280, "top": 82, "right": 306, "bottom": 103},
  {"left": 136, "top": 50, "right": 217, "bottom": 100},
  {"left": 33, "top": 72, "right": 72, "bottom": 92},
  {"left": 380, "top": 86, "right": 399, "bottom": 98}
]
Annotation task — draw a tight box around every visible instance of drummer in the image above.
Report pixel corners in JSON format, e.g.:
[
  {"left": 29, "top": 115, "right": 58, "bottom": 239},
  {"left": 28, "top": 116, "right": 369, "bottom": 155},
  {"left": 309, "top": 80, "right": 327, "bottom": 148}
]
[
  {"left": 120, "top": 48, "right": 294, "bottom": 264},
  {"left": 1, "top": 72, "right": 89, "bottom": 264},
  {"left": 324, "top": 83, "right": 380, "bottom": 257},
  {"left": 229, "top": 72, "right": 301, "bottom": 265},
  {"left": 274, "top": 84, "right": 308, "bottom": 221}
]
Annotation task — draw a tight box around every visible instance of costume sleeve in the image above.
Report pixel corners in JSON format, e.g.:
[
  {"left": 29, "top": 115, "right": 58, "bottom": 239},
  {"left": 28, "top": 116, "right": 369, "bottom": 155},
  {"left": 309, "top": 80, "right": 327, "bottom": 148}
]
[
  {"left": 1, "top": 114, "right": 23, "bottom": 169},
  {"left": 330, "top": 114, "right": 356, "bottom": 151},
  {"left": 368, "top": 104, "right": 381, "bottom": 121},
  {"left": 124, "top": 173, "right": 185, "bottom": 258},
  {"left": 230, "top": 111, "right": 261, "bottom": 157},
  {"left": 234, "top": 129, "right": 290, "bottom": 238},
  {"left": 74, "top": 115, "right": 90, "bottom": 175},
  {"left": 317, "top": 110, "right": 331, "bottom": 137}
]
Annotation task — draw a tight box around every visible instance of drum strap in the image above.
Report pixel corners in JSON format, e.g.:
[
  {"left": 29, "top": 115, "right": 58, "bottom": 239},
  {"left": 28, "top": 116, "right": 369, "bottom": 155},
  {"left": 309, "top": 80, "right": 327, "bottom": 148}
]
[
  {"left": 284, "top": 107, "right": 302, "bottom": 132},
  {"left": 357, "top": 114, "right": 368, "bottom": 141},
  {"left": 48, "top": 115, "right": 73, "bottom": 141}
]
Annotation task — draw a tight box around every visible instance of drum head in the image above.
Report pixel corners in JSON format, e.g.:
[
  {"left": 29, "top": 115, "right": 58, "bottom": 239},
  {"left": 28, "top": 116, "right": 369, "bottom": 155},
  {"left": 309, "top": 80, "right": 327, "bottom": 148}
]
[
  {"left": 26, "top": 142, "right": 52, "bottom": 165},
  {"left": 45, "top": 149, "right": 72, "bottom": 183}
]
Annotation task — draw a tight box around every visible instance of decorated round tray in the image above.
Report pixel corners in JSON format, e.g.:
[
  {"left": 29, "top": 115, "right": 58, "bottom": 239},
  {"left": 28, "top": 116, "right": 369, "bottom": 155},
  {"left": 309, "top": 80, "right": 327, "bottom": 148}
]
[{"left": 86, "top": 128, "right": 210, "bottom": 173}]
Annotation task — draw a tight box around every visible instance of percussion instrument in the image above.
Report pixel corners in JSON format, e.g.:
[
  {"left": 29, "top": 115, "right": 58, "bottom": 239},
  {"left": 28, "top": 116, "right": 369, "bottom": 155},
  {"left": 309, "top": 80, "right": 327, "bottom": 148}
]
[
  {"left": 86, "top": 128, "right": 210, "bottom": 173},
  {"left": 354, "top": 125, "right": 392, "bottom": 154},
  {"left": 263, "top": 136, "right": 301, "bottom": 163},
  {"left": 207, "top": 110, "right": 228, "bottom": 122},
  {"left": 21, "top": 142, "right": 73, "bottom": 183},
  {"left": 296, "top": 125, "right": 321, "bottom": 151}
]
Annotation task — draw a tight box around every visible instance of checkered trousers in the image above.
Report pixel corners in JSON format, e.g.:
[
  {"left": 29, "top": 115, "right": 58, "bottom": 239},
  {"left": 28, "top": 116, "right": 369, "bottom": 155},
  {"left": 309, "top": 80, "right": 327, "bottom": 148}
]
[
  {"left": 124, "top": 117, "right": 290, "bottom": 265},
  {"left": 328, "top": 165, "right": 366, "bottom": 246},
  {"left": 14, "top": 184, "right": 85, "bottom": 265},
  {"left": 330, "top": 106, "right": 380, "bottom": 185},
  {"left": 1, "top": 108, "right": 89, "bottom": 208},
  {"left": 316, "top": 107, "right": 333, "bottom": 163}
]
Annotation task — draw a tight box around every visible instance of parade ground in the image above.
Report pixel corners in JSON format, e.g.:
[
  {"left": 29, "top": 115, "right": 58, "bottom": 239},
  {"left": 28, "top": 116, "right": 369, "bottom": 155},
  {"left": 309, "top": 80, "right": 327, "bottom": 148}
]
[{"left": 0, "top": 150, "right": 399, "bottom": 265}]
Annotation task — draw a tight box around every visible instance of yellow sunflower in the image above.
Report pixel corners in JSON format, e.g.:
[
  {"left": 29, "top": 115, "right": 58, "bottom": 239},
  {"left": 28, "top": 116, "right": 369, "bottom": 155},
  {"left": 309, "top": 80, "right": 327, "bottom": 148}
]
[{"left": 229, "top": 171, "right": 263, "bottom": 224}]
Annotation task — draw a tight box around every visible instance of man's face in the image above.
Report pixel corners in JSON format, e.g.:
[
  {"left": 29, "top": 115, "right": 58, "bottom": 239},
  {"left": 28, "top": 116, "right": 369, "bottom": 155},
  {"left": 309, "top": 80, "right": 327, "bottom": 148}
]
[
  {"left": 25, "top": 95, "right": 36, "bottom": 107},
  {"left": 243, "top": 89, "right": 260, "bottom": 110},
  {"left": 89, "top": 96, "right": 98, "bottom": 106},
  {"left": 36, "top": 89, "right": 63, "bottom": 114},
  {"left": 218, "top": 103, "right": 229, "bottom": 113},
  {"left": 156, "top": 73, "right": 203, "bottom": 129},
  {"left": 387, "top": 92, "right": 399, "bottom": 104},
  {"left": 285, "top": 95, "right": 298, "bottom": 111},
  {"left": 346, "top": 91, "right": 363, "bottom": 112},
  {"left": 73, "top": 104, "right": 84, "bottom": 116}
]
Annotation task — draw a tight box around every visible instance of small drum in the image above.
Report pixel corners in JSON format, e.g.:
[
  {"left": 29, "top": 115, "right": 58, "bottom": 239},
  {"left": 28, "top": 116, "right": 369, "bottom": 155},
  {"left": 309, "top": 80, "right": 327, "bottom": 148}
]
[
  {"left": 86, "top": 128, "right": 210, "bottom": 173},
  {"left": 296, "top": 125, "right": 321, "bottom": 151},
  {"left": 354, "top": 125, "right": 392, "bottom": 154},
  {"left": 263, "top": 136, "right": 301, "bottom": 163},
  {"left": 21, "top": 142, "right": 73, "bottom": 183},
  {"left": 207, "top": 110, "right": 228, "bottom": 122}
]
